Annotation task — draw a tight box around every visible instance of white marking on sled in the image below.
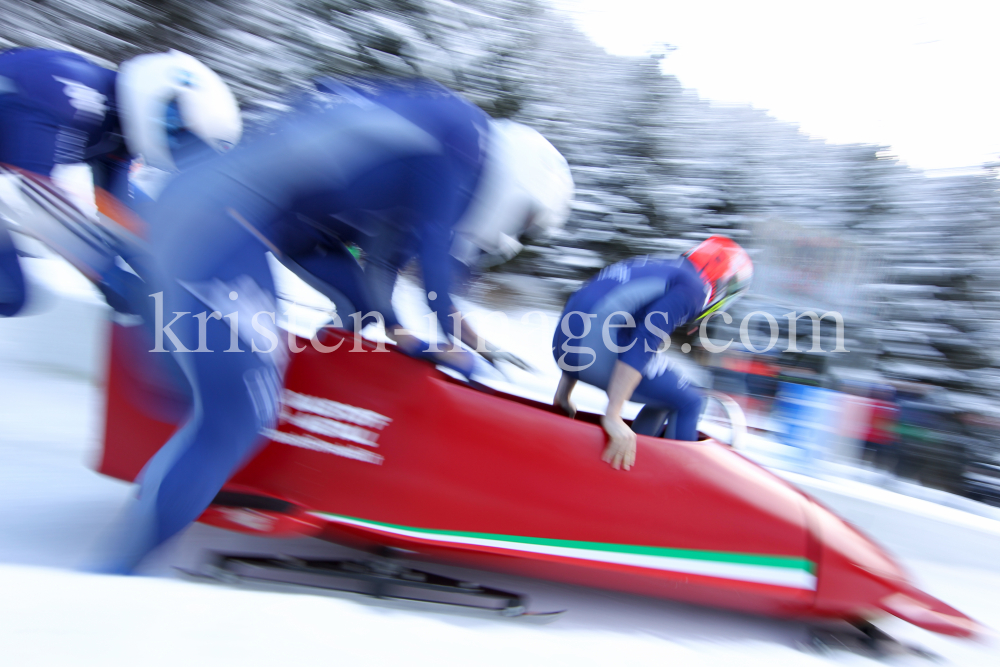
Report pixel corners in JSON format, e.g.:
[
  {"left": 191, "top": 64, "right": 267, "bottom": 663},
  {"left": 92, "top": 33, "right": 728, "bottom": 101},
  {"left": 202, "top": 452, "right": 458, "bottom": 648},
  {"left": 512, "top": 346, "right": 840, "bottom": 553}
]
[
  {"left": 283, "top": 389, "right": 391, "bottom": 429},
  {"left": 280, "top": 407, "right": 379, "bottom": 447},
  {"left": 263, "top": 429, "right": 384, "bottom": 465}
]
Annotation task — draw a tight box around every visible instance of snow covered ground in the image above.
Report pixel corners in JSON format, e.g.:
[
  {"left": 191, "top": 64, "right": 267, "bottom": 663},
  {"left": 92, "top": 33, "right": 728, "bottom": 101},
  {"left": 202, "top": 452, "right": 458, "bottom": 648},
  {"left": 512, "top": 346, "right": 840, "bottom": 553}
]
[{"left": 2, "top": 259, "right": 1000, "bottom": 666}]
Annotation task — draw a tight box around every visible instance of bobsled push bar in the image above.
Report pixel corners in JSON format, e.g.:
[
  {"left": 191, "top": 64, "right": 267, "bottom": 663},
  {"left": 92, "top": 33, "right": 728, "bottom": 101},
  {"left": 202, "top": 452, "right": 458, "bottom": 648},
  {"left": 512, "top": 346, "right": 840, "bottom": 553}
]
[{"left": 183, "top": 551, "right": 565, "bottom": 621}]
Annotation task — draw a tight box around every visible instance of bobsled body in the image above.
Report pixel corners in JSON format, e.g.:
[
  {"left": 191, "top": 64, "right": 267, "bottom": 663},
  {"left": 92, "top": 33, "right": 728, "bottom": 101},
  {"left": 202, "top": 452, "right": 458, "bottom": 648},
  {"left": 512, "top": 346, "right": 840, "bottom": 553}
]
[{"left": 99, "top": 325, "right": 979, "bottom": 637}]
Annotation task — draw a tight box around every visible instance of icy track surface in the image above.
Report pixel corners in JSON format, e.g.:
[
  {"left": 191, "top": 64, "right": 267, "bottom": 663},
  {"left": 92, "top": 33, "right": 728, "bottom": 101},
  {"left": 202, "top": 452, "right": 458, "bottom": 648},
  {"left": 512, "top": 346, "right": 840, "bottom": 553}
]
[{"left": 1, "top": 264, "right": 1000, "bottom": 666}]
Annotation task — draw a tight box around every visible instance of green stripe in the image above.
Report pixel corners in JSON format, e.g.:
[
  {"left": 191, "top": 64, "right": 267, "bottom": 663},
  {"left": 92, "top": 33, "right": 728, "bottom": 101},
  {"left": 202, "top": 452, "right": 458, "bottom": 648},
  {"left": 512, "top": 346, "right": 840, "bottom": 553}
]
[{"left": 317, "top": 512, "right": 815, "bottom": 574}]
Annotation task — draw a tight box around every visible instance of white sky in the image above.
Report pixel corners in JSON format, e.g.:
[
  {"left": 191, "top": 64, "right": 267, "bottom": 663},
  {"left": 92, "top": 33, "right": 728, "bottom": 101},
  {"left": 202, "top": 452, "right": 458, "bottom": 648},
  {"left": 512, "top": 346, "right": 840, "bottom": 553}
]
[{"left": 553, "top": 0, "right": 1000, "bottom": 172}]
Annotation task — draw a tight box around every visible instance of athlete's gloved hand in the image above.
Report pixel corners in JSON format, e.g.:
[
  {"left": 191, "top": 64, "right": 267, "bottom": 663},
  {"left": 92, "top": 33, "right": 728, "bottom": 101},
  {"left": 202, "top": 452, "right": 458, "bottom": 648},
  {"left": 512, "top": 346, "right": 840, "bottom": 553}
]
[
  {"left": 96, "top": 264, "right": 144, "bottom": 315},
  {"left": 397, "top": 335, "right": 476, "bottom": 379},
  {"left": 430, "top": 347, "right": 477, "bottom": 378},
  {"left": 475, "top": 338, "right": 533, "bottom": 372},
  {"left": 479, "top": 348, "right": 533, "bottom": 372}
]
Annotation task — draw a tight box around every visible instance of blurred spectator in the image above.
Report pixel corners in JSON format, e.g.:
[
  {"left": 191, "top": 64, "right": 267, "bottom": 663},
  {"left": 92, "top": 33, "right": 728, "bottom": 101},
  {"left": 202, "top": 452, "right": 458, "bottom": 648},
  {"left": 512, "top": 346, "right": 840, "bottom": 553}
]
[
  {"left": 771, "top": 380, "right": 839, "bottom": 472},
  {"left": 862, "top": 385, "right": 899, "bottom": 471},
  {"left": 742, "top": 353, "right": 780, "bottom": 416},
  {"left": 833, "top": 381, "right": 873, "bottom": 463},
  {"left": 894, "top": 387, "right": 971, "bottom": 495}
]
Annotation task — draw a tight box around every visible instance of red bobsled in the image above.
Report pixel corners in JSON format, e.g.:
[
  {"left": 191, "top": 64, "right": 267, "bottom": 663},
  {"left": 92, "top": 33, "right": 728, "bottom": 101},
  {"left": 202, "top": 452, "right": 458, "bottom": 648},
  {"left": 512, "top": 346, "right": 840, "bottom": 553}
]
[{"left": 99, "top": 324, "right": 982, "bottom": 637}]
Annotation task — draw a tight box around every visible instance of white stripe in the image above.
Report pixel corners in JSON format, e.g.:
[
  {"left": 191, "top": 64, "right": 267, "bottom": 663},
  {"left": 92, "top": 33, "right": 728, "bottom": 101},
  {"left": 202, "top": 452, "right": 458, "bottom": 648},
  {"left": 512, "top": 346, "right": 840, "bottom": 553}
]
[
  {"left": 264, "top": 429, "right": 383, "bottom": 465},
  {"left": 314, "top": 514, "right": 816, "bottom": 590},
  {"left": 283, "top": 390, "right": 391, "bottom": 430},
  {"left": 281, "top": 408, "right": 378, "bottom": 447}
]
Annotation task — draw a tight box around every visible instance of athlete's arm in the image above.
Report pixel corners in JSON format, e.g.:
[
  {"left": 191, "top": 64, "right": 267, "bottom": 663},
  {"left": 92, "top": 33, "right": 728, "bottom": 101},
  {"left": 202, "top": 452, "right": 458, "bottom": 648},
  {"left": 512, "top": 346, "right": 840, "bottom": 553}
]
[{"left": 601, "top": 361, "right": 643, "bottom": 471}]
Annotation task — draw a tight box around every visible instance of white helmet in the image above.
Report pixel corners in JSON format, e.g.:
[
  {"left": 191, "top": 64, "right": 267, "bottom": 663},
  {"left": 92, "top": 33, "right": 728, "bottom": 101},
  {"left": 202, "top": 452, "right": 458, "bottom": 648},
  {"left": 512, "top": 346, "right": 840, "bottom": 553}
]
[
  {"left": 451, "top": 120, "right": 574, "bottom": 267},
  {"left": 117, "top": 50, "right": 242, "bottom": 171}
]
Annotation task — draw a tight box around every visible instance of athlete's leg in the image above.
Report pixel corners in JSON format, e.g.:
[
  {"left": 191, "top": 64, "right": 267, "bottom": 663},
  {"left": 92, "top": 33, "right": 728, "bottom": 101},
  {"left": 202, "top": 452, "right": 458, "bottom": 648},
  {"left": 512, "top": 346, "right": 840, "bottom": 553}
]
[
  {"left": 0, "top": 99, "right": 51, "bottom": 317},
  {"left": 0, "top": 223, "right": 25, "bottom": 317},
  {"left": 147, "top": 289, "right": 281, "bottom": 548},
  {"left": 632, "top": 367, "right": 705, "bottom": 441},
  {"left": 631, "top": 406, "right": 670, "bottom": 437},
  {"left": 96, "top": 229, "right": 283, "bottom": 573}
]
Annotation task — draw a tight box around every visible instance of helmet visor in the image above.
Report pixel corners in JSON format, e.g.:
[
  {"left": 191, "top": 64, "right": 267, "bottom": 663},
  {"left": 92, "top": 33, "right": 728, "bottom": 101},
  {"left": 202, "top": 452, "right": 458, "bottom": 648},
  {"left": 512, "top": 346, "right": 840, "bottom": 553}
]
[{"left": 694, "top": 272, "right": 751, "bottom": 323}]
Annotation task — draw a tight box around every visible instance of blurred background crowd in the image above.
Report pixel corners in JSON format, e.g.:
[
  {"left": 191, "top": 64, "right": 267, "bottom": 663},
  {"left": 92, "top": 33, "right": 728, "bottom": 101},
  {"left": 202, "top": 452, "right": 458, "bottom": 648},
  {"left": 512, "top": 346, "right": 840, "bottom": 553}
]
[{"left": 4, "top": 0, "right": 1000, "bottom": 504}]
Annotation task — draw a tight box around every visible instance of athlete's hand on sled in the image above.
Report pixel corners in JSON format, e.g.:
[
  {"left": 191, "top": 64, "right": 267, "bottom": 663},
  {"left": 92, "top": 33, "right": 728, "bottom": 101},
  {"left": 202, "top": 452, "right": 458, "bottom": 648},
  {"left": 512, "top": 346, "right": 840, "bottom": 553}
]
[
  {"left": 555, "top": 394, "right": 577, "bottom": 419},
  {"left": 601, "top": 414, "right": 637, "bottom": 471},
  {"left": 451, "top": 313, "right": 534, "bottom": 373},
  {"left": 392, "top": 329, "right": 476, "bottom": 378},
  {"left": 600, "top": 362, "right": 643, "bottom": 471},
  {"left": 434, "top": 346, "right": 477, "bottom": 377},
  {"left": 479, "top": 347, "right": 533, "bottom": 372},
  {"left": 554, "top": 372, "right": 578, "bottom": 418}
]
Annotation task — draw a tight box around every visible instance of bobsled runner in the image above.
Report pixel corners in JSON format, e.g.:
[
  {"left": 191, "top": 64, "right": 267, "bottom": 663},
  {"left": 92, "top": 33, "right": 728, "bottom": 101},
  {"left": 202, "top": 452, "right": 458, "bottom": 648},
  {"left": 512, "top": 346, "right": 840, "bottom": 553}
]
[{"left": 99, "top": 324, "right": 983, "bottom": 638}]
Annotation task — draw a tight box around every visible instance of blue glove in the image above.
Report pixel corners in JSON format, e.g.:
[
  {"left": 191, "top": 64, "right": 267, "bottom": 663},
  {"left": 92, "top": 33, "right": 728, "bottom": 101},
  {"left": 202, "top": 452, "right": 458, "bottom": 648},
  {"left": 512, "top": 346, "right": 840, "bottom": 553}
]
[
  {"left": 96, "top": 263, "right": 145, "bottom": 315},
  {"left": 402, "top": 338, "right": 476, "bottom": 378}
]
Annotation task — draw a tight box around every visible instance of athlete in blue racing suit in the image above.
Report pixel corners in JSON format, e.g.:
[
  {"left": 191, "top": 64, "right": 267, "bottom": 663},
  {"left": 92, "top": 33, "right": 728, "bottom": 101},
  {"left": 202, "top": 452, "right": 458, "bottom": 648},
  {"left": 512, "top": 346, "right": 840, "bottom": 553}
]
[
  {"left": 0, "top": 48, "right": 241, "bottom": 315},
  {"left": 0, "top": 49, "right": 119, "bottom": 315},
  {"left": 553, "top": 237, "right": 752, "bottom": 470},
  {"left": 99, "top": 79, "right": 571, "bottom": 572},
  {"left": 0, "top": 50, "right": 127, "bottom": 191}
]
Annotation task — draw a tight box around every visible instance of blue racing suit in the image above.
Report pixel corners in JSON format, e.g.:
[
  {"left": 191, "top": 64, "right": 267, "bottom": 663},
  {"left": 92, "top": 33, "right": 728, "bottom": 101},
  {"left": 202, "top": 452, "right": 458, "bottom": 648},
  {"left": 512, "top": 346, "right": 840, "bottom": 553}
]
[
  {"left": 101, "top": 79, "right": 489, "bottom": 572},
  {"left": 274, "top": 78, "right": 488, "bottom": 333},
  {"left": 0, "top": 49, "right": 138, "bottom": 316},
  {"left": 553, "top": 256, "right": 709, "bottom": 440},
  {"left": 0, "top": 49, "right": 124, "bottom": 181}
]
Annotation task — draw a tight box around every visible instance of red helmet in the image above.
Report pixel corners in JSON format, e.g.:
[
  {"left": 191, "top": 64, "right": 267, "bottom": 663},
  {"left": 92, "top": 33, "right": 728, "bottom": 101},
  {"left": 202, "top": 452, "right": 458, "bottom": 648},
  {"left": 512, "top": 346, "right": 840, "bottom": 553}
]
[{"left": 684, "top": 235, "right": 753, "bottom": 319}]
